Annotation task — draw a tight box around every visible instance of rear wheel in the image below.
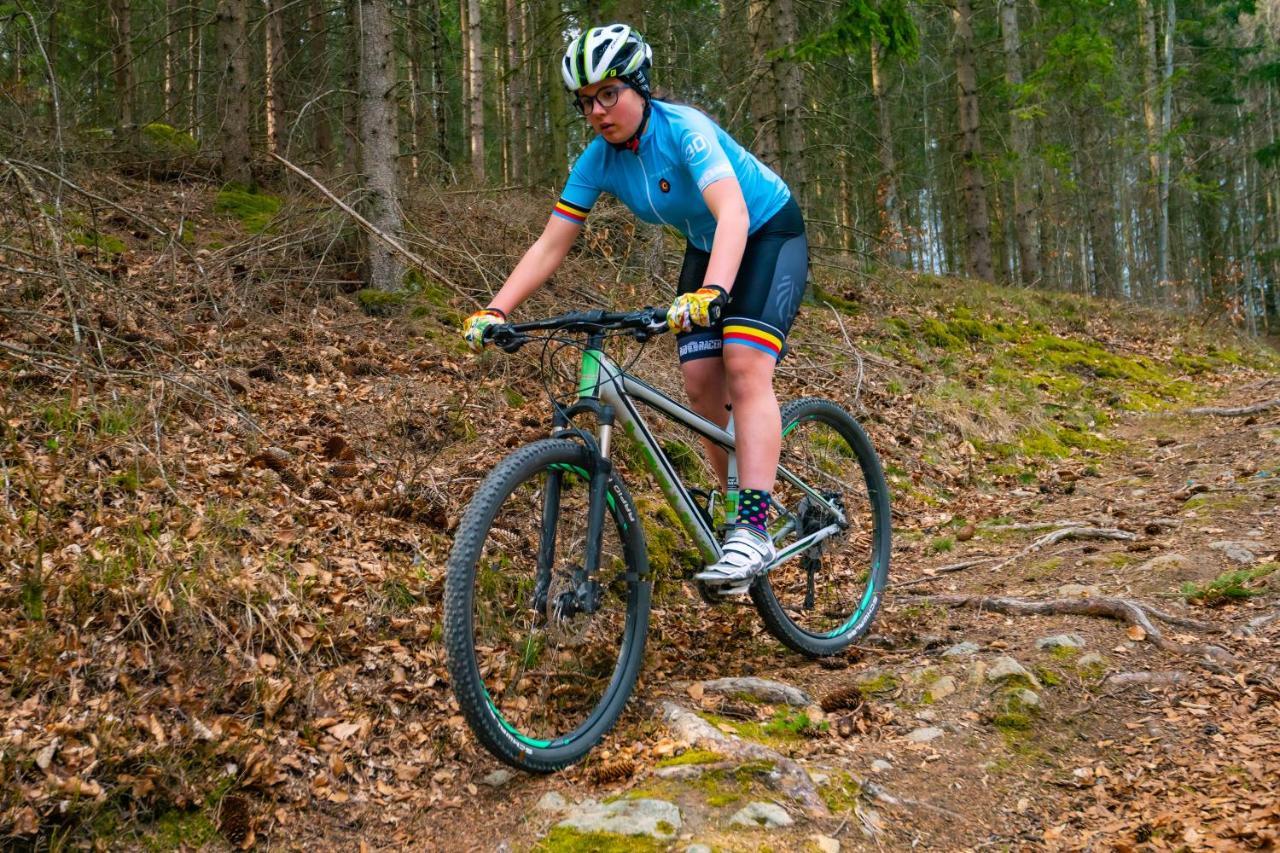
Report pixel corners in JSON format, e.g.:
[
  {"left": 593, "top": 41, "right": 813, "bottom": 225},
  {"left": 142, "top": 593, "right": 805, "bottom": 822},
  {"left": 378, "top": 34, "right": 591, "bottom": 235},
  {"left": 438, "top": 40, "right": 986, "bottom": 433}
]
[
  {"left": 751, "top": 398, "right": 891, "bottom": 656},
  {"left": 443, "top": 439, "right": 650, "bottom": 771}
]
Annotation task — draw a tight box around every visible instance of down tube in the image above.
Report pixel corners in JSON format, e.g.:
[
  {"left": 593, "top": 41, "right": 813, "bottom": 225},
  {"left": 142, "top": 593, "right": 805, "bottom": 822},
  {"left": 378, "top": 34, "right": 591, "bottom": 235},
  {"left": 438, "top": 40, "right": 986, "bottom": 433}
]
[{"left": 598, "top": 382, "right": 721, "bottom": 564}]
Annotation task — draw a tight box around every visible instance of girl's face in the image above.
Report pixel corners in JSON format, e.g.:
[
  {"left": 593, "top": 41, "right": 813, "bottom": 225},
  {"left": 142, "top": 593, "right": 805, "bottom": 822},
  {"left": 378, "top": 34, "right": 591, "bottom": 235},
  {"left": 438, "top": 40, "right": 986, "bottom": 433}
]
[{"left": 575, "top": 80, "right": 645, "bottom": 145}]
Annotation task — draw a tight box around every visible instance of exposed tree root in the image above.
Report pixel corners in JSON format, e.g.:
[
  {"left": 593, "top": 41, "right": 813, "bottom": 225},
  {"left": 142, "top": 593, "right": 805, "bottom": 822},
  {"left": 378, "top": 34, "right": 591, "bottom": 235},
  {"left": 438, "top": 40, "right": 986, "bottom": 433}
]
[
  {"left": 987, "top": 527, "right": 1136, "bottom": 573},
  {"left": 1239, "top": 608, "right": 1280, "bottom": 636},
  {"left": 1104, "top": 671, "right": 1190, "bottom": 689},
  {"left": 661, "top": 701, "right": 830, "bottom": 818},
  {"left": 700, "top": 677, "right": 812, "bottom": 707},
  {"left": 905, "top": 594, "right": 1236, "bottom": 671},
  {"left": 1189, "top": 398, "right": 1280, "bottom": 416}
]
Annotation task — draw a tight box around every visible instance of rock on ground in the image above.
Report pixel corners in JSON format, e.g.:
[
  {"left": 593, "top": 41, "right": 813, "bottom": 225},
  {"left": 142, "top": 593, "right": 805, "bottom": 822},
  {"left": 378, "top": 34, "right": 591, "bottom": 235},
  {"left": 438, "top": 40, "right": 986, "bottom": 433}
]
[
  {"left": 535, "top": 791, "right": 569, "bottom": 813},
  {"left": 700, "top": 676, "right": 812, "bottom": 706},
  {"left": 926, "top": 675, "right": 958, "bottom": 701},
  {"left": 1036, "top": 633, "right": 1085, "bottom": 650},
  {"left": 942, "top": 641, "right": 980, "bottom": 658},
  {"left": 987, "top": 656, "right": 1040, "bottom": 687},
  {"left": 728, "top": 801, "right": 794, "bottom": 829},
  {"left": 906, "top": 726, "right": 944, "bottom": 743},
  {"left": 1209, "top": 540, "right": 1261, "bottom": 564},
  {"left": 556, "top": 798, "right": 682, "bottom": 840},
  {"left": 480, "top": 769, "right": 514, "bottom": 787}
]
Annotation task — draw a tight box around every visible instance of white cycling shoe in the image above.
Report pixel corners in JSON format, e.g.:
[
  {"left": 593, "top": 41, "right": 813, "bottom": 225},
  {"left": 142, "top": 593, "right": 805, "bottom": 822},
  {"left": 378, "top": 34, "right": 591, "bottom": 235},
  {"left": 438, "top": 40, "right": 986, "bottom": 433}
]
[{"left": 694, "top": 527, "right": 776, "bottom": 594}]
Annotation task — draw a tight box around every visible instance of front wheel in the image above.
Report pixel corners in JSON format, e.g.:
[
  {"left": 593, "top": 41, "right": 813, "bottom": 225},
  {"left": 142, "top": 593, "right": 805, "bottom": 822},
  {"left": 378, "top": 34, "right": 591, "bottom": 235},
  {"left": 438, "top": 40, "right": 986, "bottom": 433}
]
[
  {"left": 751, "top": 398, "right": 892, "bottom": 656},
  {"left": 443, "top": 439, "right": 650, "bottom": 771}
]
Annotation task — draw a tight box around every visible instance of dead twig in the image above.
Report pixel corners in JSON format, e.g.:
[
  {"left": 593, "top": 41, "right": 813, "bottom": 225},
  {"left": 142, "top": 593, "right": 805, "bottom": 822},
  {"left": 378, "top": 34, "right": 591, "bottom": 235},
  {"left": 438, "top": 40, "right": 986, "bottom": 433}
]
[
  {"left": 893, "top": 556, "right": 999, "bottom": 588},
  {"left": 822, "top": 301, "right": 866, "bottom": 408},
  {"left": 987, "top": 526, "right": 1136, "bottom": 573},
  {"left": 270, "top": 152, "right": 457, "bottom": 291},
  {"left": 1188, "top": 398, "right": 1280, "bottom": 416}
]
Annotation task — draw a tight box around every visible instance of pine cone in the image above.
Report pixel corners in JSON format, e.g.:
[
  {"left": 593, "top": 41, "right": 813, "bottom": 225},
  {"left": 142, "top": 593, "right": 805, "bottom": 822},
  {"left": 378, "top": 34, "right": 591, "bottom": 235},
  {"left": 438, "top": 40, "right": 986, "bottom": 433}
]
[
  {"left": 323, "top": 435, "right": 356, "bottom": 461},
  {"left": 820, "top": 683, "right": 864, "bottom": 713},
  {"left": 250, "top": 447, "right": 292, "bottom": 472},
  {"left": 589, "top": 757, "right": 636, "bottom": 785},
  {"left": 217, "top": 794, "right": 252, "bottom": 846},
  {"left": 278, "top": 469, "right": 305, "bottom": 492}
]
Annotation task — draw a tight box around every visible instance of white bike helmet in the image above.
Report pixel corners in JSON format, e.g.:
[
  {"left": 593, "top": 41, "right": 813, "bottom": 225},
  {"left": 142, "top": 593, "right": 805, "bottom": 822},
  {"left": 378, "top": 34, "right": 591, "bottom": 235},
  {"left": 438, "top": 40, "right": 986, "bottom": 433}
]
[{"left": 561, "top": 24, "right": 652, "bottom": 93}]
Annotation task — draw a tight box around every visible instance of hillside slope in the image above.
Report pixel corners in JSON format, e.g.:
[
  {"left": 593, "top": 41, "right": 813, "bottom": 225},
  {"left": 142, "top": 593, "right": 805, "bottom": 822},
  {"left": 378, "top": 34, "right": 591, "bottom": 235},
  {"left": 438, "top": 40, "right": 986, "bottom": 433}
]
[{"left": 1, "top": 174, "right": 1277, "bottom": 849}]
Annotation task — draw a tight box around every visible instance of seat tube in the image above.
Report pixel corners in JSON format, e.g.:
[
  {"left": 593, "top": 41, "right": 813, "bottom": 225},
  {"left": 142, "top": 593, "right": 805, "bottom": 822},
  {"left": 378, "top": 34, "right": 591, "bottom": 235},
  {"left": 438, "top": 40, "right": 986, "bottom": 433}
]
[{"left": 724, "top": 413, "right": 739, "bottom": 521}]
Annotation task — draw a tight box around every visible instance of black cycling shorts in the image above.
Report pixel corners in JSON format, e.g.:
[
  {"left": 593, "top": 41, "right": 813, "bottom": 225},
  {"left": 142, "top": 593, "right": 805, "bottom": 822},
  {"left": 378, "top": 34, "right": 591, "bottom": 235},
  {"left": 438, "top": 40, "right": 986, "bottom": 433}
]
[{"left": 675, "top": 196, "right": 808, "bottom": 363}]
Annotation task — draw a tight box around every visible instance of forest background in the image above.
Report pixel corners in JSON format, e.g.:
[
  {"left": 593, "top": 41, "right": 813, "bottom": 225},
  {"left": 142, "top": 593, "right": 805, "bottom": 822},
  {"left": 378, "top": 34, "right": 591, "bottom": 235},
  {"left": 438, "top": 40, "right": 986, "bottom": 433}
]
[
  {"left": 2, "top": 0, "right": 1280, "bottom": 848},
  {"left": 2, "top": 0, "right": 1279, "bottom": 329}
]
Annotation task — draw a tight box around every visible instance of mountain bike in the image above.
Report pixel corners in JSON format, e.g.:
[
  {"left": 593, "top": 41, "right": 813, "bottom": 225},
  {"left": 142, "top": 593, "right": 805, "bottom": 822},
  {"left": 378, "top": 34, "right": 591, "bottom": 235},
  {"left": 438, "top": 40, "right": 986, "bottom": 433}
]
[{"left": 443, "top": 307, "right": 891, "bottom": 771}]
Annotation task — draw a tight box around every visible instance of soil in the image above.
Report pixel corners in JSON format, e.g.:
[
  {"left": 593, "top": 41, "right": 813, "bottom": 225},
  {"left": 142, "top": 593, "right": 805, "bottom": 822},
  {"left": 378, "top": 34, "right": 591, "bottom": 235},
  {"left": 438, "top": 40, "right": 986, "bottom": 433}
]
[{"left": 279, "top": 384, "right": 1279, "bottom": 851}]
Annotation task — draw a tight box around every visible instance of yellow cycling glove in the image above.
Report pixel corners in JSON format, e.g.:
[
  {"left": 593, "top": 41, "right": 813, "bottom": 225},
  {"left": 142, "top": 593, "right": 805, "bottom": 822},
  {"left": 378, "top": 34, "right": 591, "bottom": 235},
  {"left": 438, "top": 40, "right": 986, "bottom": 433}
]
[
  {"left": 667, "top": 285, "right": 728, "bottom": 333},
  {"left": 462, "top": 308, "right": 507, "bottom": 352}
]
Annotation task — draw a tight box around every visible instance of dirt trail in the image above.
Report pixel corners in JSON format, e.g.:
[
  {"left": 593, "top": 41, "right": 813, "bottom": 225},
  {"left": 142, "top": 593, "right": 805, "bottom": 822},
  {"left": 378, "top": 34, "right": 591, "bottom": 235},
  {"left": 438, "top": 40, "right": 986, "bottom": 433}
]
[{"left": 284, "top": 383, "right": 1278, "bottom": 851}]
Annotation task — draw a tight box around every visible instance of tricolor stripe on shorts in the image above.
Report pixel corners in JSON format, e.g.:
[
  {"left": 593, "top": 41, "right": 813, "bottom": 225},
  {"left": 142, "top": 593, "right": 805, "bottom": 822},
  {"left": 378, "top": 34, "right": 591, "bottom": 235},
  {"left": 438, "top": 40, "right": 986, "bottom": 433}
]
[
  {"left": 723, "top": 319, "right": 784, "bottom": 358},
  {"left": 552, "top": 198, "right": 590, "bottom": 225}
]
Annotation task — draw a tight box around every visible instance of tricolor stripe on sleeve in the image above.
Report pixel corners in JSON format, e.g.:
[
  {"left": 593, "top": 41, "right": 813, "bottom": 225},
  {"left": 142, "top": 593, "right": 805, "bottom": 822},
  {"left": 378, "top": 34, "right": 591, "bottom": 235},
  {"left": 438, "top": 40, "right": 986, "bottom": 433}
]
[{"left": 552, "top": 198, "right": 590, "bottom": 224}]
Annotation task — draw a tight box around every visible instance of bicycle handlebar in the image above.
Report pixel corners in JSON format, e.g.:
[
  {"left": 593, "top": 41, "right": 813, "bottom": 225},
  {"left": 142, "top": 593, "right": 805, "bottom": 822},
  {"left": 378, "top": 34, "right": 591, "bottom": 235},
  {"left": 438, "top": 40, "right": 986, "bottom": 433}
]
[{"left": 484, "top": 307, "right": 670, "bottom": 352}]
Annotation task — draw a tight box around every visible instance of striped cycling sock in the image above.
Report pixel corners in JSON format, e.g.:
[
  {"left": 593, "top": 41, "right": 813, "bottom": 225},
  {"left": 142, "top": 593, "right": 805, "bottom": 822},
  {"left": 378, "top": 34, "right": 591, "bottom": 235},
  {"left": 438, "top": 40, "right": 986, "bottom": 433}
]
[{"left": 735, "top": 488, "right": 771, "bottom": 536}]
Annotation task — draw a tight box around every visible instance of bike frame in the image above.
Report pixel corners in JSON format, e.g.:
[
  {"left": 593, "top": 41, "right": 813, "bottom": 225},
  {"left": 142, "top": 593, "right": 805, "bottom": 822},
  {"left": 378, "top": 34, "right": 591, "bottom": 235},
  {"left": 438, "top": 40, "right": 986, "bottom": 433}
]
[{"left": 566, "top": 338, "right": 846, "bottom": 573}]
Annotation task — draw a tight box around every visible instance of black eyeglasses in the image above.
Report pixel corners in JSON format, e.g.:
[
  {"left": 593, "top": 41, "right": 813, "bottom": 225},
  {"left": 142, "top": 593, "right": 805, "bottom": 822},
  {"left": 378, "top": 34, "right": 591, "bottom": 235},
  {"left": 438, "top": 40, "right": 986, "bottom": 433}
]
[{"left": 572, "top": 84, "right": 626, "bottom": 115}]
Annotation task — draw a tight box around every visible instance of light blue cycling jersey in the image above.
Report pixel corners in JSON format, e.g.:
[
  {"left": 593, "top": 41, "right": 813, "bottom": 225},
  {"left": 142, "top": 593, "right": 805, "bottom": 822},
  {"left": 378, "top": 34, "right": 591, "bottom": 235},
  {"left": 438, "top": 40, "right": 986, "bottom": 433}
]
[{"left": 552, "top": 100, "right": 791, "bottom": 252}]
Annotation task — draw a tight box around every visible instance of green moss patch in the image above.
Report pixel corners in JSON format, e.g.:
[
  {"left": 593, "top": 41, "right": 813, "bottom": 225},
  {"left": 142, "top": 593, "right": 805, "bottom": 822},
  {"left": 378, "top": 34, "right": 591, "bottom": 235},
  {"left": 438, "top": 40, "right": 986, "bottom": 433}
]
[
  {"left": 656, "top": 748, "right": 725, "bottom": 768},
  {"left": 820, "top": 772, "right": 863, "bottom": 813},
  {"left": 141, "top": 122, "right": 198, "bottom": 155},
  {"left": 214, "top": 185, "right": 283, "bottom": 233},
  {"left": 855, "top": 672, "right": 899, "bottom": 697},
  {"left": 355, "top": 288, "right": 408, "bottom": 316},
  {"left": 537, "top": 827, "right": 665, "bottom": 853},
  {"left": 73, "top": 230, "right": 126, "bottom": 257}
]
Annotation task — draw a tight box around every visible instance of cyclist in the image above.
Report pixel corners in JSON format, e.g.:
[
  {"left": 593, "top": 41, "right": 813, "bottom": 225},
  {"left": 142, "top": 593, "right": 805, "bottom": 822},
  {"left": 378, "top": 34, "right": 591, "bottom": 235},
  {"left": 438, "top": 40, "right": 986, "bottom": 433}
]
[{"left": 461, "top": 24, "right": 808, "bottom": 593}]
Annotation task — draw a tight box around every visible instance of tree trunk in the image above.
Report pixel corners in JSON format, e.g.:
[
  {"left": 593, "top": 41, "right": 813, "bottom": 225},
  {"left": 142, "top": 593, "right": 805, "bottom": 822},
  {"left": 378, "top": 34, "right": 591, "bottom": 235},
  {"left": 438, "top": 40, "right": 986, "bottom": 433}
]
[
  {"left": 870, "top": 40, "right": 906, "bottom": 266},
  {"left": 720, "top": 0, "right": 749, "bottom": 137},
  {"left": 952, "top": 0, "right": 993, "bottom": 281},
  {"left": 1136, "top": 0, "right": 1159, "bottom": 299},
  {"left": 47, "top": 0, "right": 61, "bottom": 131},
  {"left": 407, "top": 0, "right": 423, "bottom": 179},
  {"left": 538, "top": 0, "right": 566, "bottom": 186},
  {"left": 505, "top": 0, "right": 525, "bottom": 185},
  {"left": 189, "top": 0, "right": 202, "bottom": 139},
  {"left": 308, "top": 0, "right": 334, "bottom": 165},
  {"left": 1000, "top": 0, "right": 1040, "bottom": 286},
  {"left": 467, "top": 0, "right": 485, "bottom": 182},
  {"left": 747, "top": 0, "right": 780, "bottom": 172},
  {"left": 215, "top": 0, "right": 252, "bottom": 186},
  {"left": 1157, "top": 0, "right": 1174, "bottom": 286},
  {"left": 265, "top": 0, "right": 288, "bottom": 155},
  {"left": 430, "top": 0, "right": 448, "bottom": 174},
  {"left": 772, "top": 0, "right": 806, "bottom": 198},
  {"left": 1085, "top": 120, "right": 1119, "bottom": 296},
  {"left": 109, "top": 0, "right": 136, "bottom": 138},
  {"left": 165, "top": 0, "right": 180, "bottom": 120},
  {"left": 356, "top": 0, "right": 404, "bottom": 289}
]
